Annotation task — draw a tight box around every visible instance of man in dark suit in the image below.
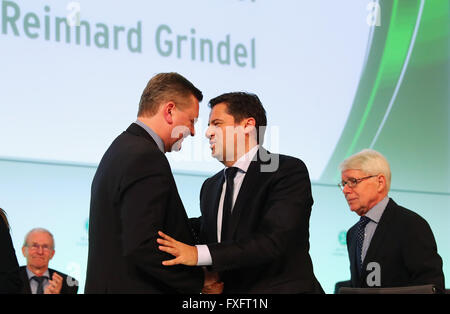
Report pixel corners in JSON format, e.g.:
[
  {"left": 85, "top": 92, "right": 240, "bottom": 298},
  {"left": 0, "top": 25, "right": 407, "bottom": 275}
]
[
  {"left": 20, "top": 228, "right": 78, "bottom": 294},
  {"left": 85, "top": 73, "right": 211, "bottom": 293},
  {"left": 157, "top": 92, "right": 323, "bottom": 293},
  {"left": 339, "top": 149, "right": 445, "bottom": 292}
]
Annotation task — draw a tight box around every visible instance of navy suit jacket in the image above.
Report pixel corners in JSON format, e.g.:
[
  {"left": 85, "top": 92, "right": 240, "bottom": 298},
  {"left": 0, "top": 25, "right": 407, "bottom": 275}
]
[
  {"left": 196, "top": 148, "right": 323, "bottom": 293},
  {"left": 85, "top": 123, "right": 204, "bottom": 293},
  {"left": 347, "top": 198, "right": 445, "bottom": 292}
]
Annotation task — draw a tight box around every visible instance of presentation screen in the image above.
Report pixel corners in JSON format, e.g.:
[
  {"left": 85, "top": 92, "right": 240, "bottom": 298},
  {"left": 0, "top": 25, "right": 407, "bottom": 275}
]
[{"left": 0, "top": 0, "right": 374, "bottom": 178}]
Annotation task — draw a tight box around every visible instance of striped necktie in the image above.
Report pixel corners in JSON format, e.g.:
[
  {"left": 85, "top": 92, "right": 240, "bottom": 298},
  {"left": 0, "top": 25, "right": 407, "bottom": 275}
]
[{"left": 31, "top": 275, "right": 48, "bottom": 294}]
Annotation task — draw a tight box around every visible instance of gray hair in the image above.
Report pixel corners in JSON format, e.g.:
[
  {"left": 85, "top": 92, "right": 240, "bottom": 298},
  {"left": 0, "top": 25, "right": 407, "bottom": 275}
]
[
  {"left": 23, "top": 228, "right": 55, "bottom": 249},
  {"left": 339, "top": 149, "right": 391, "bottom": 191}
]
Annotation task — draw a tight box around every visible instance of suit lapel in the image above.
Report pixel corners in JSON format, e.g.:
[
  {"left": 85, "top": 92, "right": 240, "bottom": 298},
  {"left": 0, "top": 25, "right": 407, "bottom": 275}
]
[
  {"left": 228, "top": 149, "right": 267, "bottom": 239},
  {"left": 206, "top": 174, "right": 224, "bottom": 243},
  {"left": 19, "top": 267, "right": 32, "bottom": 294},
  {"left": 205, "top": 147, "right": 269, "bottom": 241},
  {"left": 347, "top": 226, "right": 360, "bottom": 286}
]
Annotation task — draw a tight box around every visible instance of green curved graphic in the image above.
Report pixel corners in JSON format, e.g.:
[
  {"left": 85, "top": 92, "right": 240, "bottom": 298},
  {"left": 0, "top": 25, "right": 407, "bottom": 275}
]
[{"left": 320, "top": 0, "right": 450, "bottom": 194}]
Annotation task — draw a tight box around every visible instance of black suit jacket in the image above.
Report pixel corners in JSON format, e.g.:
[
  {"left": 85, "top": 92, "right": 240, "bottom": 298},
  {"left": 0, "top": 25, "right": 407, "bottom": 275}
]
[
  {"left": 0, "top": 219, "right": 22, "bottom": 293},
  {"left": 197, "top": 148, "right": 323, "bottom": 293},
  {"left": 19, "top": 266, "right": 78, "bottom": 294},
  {"left": 85, "top": 123, "right": 204, "bottom": 293},
  {"left": 347, "top": 198, "right": 445, "bottom": 292}
]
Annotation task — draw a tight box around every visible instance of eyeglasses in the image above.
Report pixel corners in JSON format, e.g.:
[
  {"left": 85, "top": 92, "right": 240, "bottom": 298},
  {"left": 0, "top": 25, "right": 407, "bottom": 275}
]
[
  {"left": 27, "top": 243, "right": 53, "bottom": 252},
  {"left": 338, "top": 175, "right": 377, "bottom": 191}
]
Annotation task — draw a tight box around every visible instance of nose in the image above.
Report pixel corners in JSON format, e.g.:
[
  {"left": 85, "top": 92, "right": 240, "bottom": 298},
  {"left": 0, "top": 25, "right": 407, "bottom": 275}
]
[
  {"left": 205, "top": 125, "right": 213, "bottom": 139},
  {"left": 342, "top": 184, "right": 352, "bottom": 195}
]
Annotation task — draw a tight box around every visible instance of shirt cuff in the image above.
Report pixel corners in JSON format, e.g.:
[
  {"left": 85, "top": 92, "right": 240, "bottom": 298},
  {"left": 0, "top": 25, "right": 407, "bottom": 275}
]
[{"left": 196, "top": 245, "right": 212, "bottom": 266}]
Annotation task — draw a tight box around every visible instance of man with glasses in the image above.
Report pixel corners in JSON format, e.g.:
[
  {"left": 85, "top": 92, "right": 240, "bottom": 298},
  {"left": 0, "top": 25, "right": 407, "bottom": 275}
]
[
  {"left": 20, "top": 228, "right": 78, "bottom": 294},
  {"left": 339, "top": 149, "right": 444, "bottom": 292}
]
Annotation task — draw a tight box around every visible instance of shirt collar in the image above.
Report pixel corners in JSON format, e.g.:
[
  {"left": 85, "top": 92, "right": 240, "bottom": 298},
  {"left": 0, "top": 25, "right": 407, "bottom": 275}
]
[
  {"left": 134, "top": 119, "right": 165, "bottom": 153},
  {"left": 228, "top": 145, "right": 259, "bottom": 174},
  {"left": 365, "top": 196, "right": 389, "bottom": 223},
  {"left": 26, "top": 267, "right": 50, "bottom": 280}
]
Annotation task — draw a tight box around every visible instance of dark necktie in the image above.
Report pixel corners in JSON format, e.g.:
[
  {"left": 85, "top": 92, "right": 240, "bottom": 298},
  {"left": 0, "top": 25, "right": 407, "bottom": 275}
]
[
  {"left": 356, "top": 215, "right": 372, "bottom": 275},
  {"left": 31, "top": 276, "right": 48, "bottom": 294},
  {"left": 221, "top": 167, "right": 239, "bottom": 242}
]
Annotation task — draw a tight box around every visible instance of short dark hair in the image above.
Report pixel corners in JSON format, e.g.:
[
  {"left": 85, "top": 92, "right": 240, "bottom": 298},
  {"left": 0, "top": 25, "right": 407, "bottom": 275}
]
[
  {"left": 138, "top": 72, "right": 203, "bottom": 117},
  {"left": 209, "top": 92, "right": 267, "bottom": 144}
]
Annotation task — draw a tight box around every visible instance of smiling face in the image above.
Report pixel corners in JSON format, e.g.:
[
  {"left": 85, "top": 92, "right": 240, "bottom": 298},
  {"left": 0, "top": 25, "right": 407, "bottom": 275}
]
[
  {"left": 22, "top": 231, "right": 55, "bottom": 273},
  {"left": 205, "top": 103, "right": 250, "bottom": 166},
  {"left": 341, "top": 169, "right": 387, "bottom": 216}
]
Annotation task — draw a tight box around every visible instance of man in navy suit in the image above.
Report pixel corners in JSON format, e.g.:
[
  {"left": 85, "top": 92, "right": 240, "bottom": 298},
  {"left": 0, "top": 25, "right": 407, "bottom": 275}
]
[
  {"left": 85, "top": 73, "right": 215, "bottom": 293},
  {"left": 339, "top": 149, "right": 445, "bottom": 292},
  {"left": 158, "top": 92, "right": 323, "bottom": 293}
]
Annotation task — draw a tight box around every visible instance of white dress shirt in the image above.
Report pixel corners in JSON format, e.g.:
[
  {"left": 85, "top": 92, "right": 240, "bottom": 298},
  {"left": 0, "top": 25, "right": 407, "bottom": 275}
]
[{"left": 196, "top": 145, "right": 259, "bottom": 266}]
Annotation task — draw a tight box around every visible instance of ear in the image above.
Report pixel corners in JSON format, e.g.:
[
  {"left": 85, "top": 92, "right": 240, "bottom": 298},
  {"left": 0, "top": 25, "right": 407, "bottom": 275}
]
[
  {"left": 49, "top": 249, "right": 55, "bottom": 260},
  {"left": 243, "top": 117, "right": 256, "bottom": 134},
  {"left": 163, "top": 102, "right": 176, "bottom": 125},
  {"left": 22, "top": 246, "right": 27, "bottom": 258},
  {"left": 377, "top": 174, "right": 387, "bottom": 192}
]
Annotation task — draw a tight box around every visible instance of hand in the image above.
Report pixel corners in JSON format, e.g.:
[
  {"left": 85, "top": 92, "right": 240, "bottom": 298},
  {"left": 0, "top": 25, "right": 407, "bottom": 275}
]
[
  {"left": 44, "top": 272, "right": 63, "bottom": 294},
  {"left": 157, "top": 231, "right": 198, "bottom": 266},
  {"left": 204, "top": 269, "right": 220, "bottom": 287},
  {"left": 202, "top": 281, "right": 224, "bottom": 294},
  {"left": 203, "top": 270, "right": 223, "bottom": 294}
]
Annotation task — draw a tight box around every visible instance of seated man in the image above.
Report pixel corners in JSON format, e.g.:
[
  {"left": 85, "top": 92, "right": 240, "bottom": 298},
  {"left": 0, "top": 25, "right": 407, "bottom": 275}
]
[
  {"left": 339, "top": 149, "right": 445, "bottom": 292},
  {"left": 20, "top": 228, "right": 78, "bottom": 294}
]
